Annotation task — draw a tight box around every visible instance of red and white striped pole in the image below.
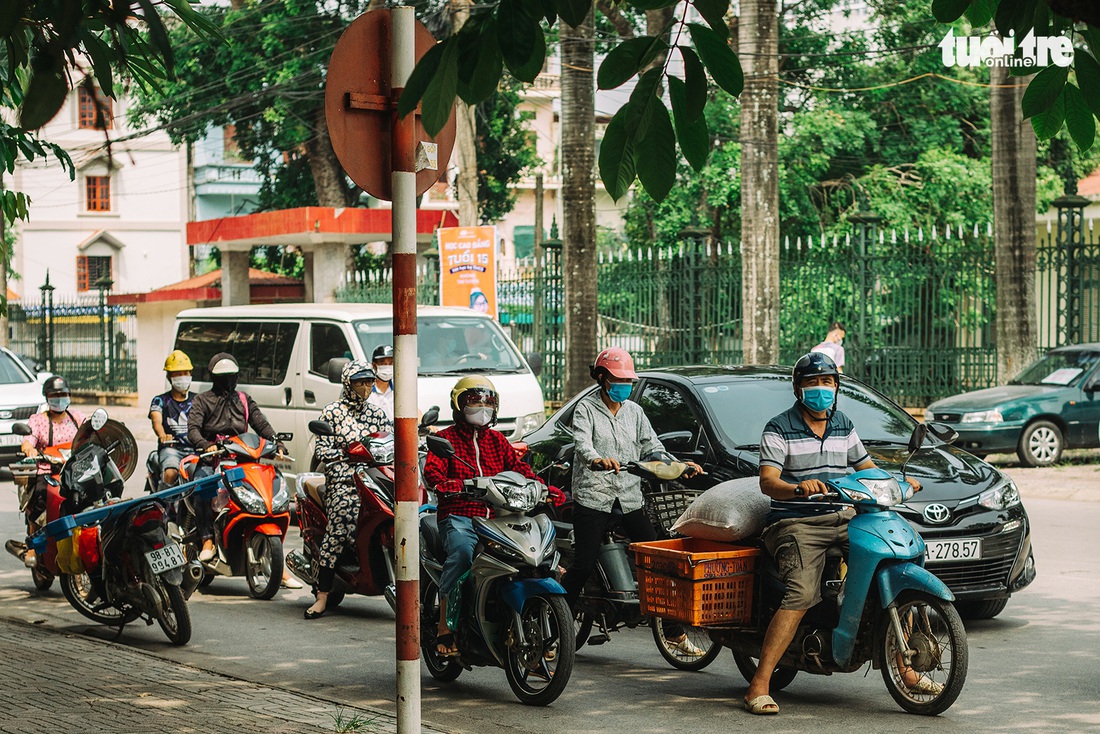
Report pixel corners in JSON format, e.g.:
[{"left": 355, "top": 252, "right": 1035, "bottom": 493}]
[{"left": 390, "top": 6, "right": 421, "bottom": 732}]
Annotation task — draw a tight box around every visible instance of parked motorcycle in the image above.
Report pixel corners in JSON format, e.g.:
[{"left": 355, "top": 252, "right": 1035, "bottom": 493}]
[
  {"left": 26, "top": 409, "right": 231, "bottom": 645},
  {"left": 177, "top": 433, "right": 292, "bottom": 599},
  {"left": 697, "top": 424, "right": 968, "bottom": 715},
  {"left": 550, "top": 457, "right": 721, "bottom": 671},
  {"left": 419, "top": 434, "right": 574, "bottom": 707},
  {"left": 287, "top": 408, "right": 438, "bottom": 609}
]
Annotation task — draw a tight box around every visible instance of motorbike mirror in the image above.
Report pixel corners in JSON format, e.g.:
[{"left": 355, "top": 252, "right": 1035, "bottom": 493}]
[
  {"left": 907, "top": 423, "right": 929, "bottom": 454},
  {"left": 308, "top": 420, "right": 335, "bottom": 437},
  {"left": 90, "top": 408, "right": 109, "bottom": 431},
  {"left": 421, "top": 405, "right": 440, "bottom": 427},
  {"left": 327, "top": 357, "right": 351, "bottom": 385},
  {"left": 926, "top": 422, "right": 959, "bottom": 445},
  {"left": 11, "top": 422, "right": 31, "bottom": 436},
  {"left": 426, "top": 434, "right": 456, "bottom": 459},
  {"left": 524, "top": 351, "right": 543, "bottom": 377}
]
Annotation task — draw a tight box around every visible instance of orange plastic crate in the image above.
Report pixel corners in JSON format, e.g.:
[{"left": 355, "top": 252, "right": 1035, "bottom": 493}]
[{"left": 630, "top": 538, "right": 759, "bottom": 626}]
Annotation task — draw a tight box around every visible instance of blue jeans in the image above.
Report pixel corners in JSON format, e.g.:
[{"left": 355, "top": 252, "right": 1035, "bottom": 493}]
[{"left": 439, "top": 515, "right": 479, "bottom": 597}]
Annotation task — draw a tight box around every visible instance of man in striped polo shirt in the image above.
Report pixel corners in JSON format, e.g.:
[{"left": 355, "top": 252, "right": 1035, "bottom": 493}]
[{"left": 742, "top": 352, "right": 919, "bottom": 715}]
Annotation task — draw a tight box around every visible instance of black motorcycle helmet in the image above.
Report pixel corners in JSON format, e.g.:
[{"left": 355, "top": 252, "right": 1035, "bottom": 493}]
[
  {"left": 42, "top": 375, "right": 71, "bottom": 397},
  {"left": 372, "top": 344, "right": 394, "bottom": 362},
  {"left": 792, "top": 352, "right": 839, "bottom": 387}
]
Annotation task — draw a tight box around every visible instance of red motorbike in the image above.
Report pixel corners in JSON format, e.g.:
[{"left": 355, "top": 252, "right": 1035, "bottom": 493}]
[
  {"left": 178, "top": 433, "right": 291, "bottom": 599},
  {"left": 286, "top": 408, "right": 437, "bottom": 611}
]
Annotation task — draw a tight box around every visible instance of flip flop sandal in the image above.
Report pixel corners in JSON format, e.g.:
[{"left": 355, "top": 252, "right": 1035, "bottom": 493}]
[
  {"left": 435, "top": 633, "right": 459, "bottom": 658},
  {"left": 744, "top": 695, "right": 780, "bottom": 715}
]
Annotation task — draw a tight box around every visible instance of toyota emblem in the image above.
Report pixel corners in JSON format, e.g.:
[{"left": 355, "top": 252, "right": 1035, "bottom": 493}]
[{"left": 923, "top": 503, "right": 951, "bottom": 524}]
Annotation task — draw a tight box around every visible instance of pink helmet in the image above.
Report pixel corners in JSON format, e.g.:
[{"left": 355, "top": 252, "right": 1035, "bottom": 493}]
[{"left": 591, "top": 347, "right": 638, "bottom": 380}]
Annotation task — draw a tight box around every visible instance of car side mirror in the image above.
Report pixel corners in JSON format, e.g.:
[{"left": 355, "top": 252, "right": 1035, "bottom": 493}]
[
  {"left": 907, "top": 423, "right": 929, "bottom": 454},
  {"left": 308, "top": 420, "right": 335, "bottom": 437},
  {"left": 327, "top": 357, "right": 351, "bottom": 384},
  {"left": 658, "top": 430, "right": 694, "bottom": 450},
  {"left": 927, "top": 422, "right": 959, "bottom": 445},
  {"left": 1084, "top": 376, "right": 1100, "bottom": 393},
  {"left": 525, "top": 351, "right": 543, "bottom": 377},
  {"left": 12, "top": 422, "right": 32, "bottom": 436},
  {"left": 426, "top": 434, "right": 456, "bottom": 459}
]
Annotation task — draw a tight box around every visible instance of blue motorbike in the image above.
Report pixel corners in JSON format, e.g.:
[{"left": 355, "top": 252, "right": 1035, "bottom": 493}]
[{"left": 707, "top": 424, "right": 968, "bottom": 715}]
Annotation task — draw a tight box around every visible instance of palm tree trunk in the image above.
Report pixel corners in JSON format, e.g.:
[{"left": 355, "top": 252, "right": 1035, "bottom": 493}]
[
  {"left": 561, "top": 8, "right": 597, "bottom": 399},
  {"left": 991, "top": 59, "right": 1037, "bottom": 382}
]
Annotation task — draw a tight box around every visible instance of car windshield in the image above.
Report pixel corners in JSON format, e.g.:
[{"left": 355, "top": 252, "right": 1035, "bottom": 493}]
[
  {"left": 353, "top": 316, "right": 527, "bottom": 376},
  {"left": 695, "top": 374, "right": 917, "bottom": 448},
  {"left": 0, "top": 351, "right": 32, "bottom": 385},
  {"left": 1010, "top": 351, "right": 1100, "bottom": 386}
]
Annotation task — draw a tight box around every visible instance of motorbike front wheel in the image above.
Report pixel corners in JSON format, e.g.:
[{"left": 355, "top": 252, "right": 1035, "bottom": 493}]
[
  {"left": 153, "top": 576, "right": 192, "bottom": 645},
  {"left": 878, "top": 590, "right": 968, "bottom": 716},
  {"left": 245, "top": 534, "right": 283, "bottom": 600},
  {"left": 649, "top": 618, "right": 722, "bottom": 671},
  {"left": 731, "top": 651, "right": 799, "bottom": 691},
  {"left": 504, "top": 595, "right": 576, "bottom": 706},
  {"left": 61, "top": 572, "right": 129, "bottom": 625}
]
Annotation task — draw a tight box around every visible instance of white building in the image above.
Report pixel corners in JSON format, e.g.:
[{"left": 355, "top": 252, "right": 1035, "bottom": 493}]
[{"left": 11, "top": 84, "right": 190, "bottom": 299}]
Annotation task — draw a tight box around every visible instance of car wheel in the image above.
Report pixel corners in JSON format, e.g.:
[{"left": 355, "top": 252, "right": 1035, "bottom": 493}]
[
  {"left": 1017, "top": 420, "right": 1063, "bottom": 467},
  {"left": 954, "top": 598, "right": 1008, "bottom": 620}
]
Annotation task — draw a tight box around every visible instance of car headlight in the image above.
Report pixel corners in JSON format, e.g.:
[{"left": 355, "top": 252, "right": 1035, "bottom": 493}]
[
  {"left": 961, "top": 410, "right": 1003, "bottom": 423},
  {"left": 857, "top": 476, "right": 904, "bottom": 506},
  {"left": 233, "top": 483, "right": 268, "bottom": 514},
  {"left": 271, "top": 473, "right": 290, "bottom": 513},
  {"left": 924, "top": 410, "right": 935, "bottom": 422},
  {"left": 516, "top": 411, "right": 546, "bottom": 437},
  {"left": 979, "top": 479, "right": 1021, "bottom": 510}
]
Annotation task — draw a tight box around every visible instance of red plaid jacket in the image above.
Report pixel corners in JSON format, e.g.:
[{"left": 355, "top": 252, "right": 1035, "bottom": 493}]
[{"left": 424, "top": 421, "right": 563, "bottom": 520}]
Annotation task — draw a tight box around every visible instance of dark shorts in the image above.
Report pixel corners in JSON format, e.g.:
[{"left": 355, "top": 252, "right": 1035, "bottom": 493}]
[{"left": 761, "top": 508, "right": 855, "bottom": 610}]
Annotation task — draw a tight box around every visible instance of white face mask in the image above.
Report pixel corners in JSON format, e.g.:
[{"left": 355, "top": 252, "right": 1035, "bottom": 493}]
[
  {"left": 47, "top": 396, "right": 71, "bottom": 413},
  {"left": 170, "top": 376, "right": 192, "bottom": 393},
  {"left": 375, "top": 365, "right": 394, "bottom": 382},
  {"left": 463, "top": 407, "right": 493, "bottom": 426}
]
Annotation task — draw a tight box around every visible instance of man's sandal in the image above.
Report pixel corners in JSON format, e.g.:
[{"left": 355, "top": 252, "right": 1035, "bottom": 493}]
[
  {"left": 435, "top": 633, "right": 459, "bottom": 657},
  {"left": 744, "top": 695, "right": 780, "bottom": 715}
]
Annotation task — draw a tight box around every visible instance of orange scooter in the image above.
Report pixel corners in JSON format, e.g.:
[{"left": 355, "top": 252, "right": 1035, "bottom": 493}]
[{"left": 178, "top": 433, "right": 291, "bottom": 599}]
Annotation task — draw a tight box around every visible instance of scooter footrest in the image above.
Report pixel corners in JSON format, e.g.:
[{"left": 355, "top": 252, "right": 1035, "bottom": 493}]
[{"left": 587, "top": 634, "right": 610, "bottom": 646}]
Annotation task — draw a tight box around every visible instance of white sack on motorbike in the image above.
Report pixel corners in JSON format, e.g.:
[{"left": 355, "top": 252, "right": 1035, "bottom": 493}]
[{"left": 671, "top": 477, "right": 770, "bottom": 542}]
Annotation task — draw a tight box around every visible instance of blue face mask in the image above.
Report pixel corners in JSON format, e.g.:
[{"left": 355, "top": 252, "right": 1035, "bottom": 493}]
[
  {"left": 47, "top": 396, "right": 71, "bottom": 413},
  {"left": 606, "top": 382, "right": 633, "bottom": 403},
  {"left": 799, "top": 386, "right": 835, "bottom": 413}
]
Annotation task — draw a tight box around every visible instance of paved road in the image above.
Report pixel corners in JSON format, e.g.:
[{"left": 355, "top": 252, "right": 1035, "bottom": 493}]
[{"left": 2, "top": 404, "right": 1099, "bottom": 732}]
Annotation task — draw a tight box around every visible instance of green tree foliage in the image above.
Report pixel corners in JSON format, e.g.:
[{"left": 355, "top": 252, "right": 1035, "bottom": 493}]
[
  {"left": 400, "top": 0, "right": 1100, "bottom": 202},
  {"left": 475, "top": 78, "right": 542, "bottom": 224}
]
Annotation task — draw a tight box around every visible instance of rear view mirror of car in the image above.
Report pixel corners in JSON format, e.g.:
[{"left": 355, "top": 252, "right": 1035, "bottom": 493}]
[
  {"left": 327, "top": 357, "right": 351, "bottom": 384},
  {"left": 658, "top": 430, "right": 694, "bottom": 450},
  {"left": 525, "top": 352, "right": 543, "bottom": 377},
  {"left": 908, "top": 423, "right": 929, "bottom": 454},
  {"left": 927, "top": 422, "right": 959, "bottom": 445}
]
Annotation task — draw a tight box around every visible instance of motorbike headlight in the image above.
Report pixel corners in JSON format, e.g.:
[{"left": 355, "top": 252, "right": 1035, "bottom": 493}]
[
  {"left": 856, "top": 476, "right": 903, "bottom": 506},
  {"left": 271, "top": 472, "right": 290, "bottom": 513},
  {"left": 500, "top": 483, "right": 541, "bottom": 512},
  {"left": 961, "top": 410, "right": 1003, "bottom": 423},
  {"left": 368, "top": 435, "right": 395, "bottom": 464},
  {"left": 979, "top": 479, "right": 1021, "bottom": 510},
  {"left": 233, "top": 483, "right": 267, "bottom": 514},
  {"left": 516, "top": 411, "right": 546, "bottom": 437}
]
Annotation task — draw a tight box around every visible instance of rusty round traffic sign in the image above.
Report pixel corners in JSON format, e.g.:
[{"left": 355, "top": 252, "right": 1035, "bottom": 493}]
[{"left": 326, "top": 9, "right": 456, "bottom": 201}]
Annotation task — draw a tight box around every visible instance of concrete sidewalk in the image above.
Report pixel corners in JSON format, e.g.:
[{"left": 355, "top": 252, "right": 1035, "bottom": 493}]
[{"left": 0, "top": 616, "right": 441, "bottom": 734}]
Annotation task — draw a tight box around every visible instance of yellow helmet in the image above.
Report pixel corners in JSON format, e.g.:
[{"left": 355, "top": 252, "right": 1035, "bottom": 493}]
[
  {"left": 164, "top": 350, "right": 193, "bottom": 372},
  {"left": 450, "top": 375, "right": 498, "bottom": 415}
]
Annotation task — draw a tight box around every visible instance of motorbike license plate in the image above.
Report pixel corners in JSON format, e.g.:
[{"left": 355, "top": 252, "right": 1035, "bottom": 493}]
[
  {"left": 924, "top": 537, "right": 982, "bottom": 563},
  {"left": 145, "top": 544, "right": 186, "bottom": 574},
  {"left": 260, "top": 457, "right": 294, "bottom": 472}
]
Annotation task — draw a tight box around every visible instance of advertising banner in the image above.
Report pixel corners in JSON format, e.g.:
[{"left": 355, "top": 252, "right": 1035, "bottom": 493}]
[{"left": 438, "top": 225, "right": 496, "bottom": 317}]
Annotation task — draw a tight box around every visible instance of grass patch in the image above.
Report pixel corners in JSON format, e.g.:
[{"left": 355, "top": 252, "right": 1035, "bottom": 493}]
[{"left": 330, "top": 707, "right": 380, "bottom": 733}]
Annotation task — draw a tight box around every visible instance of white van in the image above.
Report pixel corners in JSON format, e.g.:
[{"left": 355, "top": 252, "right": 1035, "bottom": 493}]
[{"left": 172, "top": 304, "right": 546, "bottom": 478}]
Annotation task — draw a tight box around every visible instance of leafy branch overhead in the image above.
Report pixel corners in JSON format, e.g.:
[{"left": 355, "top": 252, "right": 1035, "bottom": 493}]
[
  {"left": 932, "top": 0, "right": 1099, "bottom": 150},
  {"left": 399, "top": 0, "right": 742, "bottom": 203}
]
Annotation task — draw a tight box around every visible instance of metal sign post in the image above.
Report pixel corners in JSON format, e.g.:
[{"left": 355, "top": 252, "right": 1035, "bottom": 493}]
[{"left": 325, "top": 9, "right": 455, "bottom": 732}]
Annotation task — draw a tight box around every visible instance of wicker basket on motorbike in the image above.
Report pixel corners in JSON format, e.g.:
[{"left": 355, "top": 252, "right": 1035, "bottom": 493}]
[
  {"left": 643, "top": 488, "right": 704, "bottom": 536},
  {"left": 629, "top": 538, "right": 758, "bottom": 626}
]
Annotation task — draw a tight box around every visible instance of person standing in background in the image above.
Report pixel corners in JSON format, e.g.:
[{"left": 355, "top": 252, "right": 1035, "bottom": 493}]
[{"left": 811, "top": 322, "right": 846, "bottom": 373}]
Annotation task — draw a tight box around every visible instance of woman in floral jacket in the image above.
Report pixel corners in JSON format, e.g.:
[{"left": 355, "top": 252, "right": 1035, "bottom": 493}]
[{"left": 304, "top": 359, "right": 391, "bottom": 619}]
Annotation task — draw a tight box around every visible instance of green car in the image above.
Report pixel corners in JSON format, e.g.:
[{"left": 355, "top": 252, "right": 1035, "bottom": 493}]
[{"left": 926, "top": 344, "right": 1100, "bottom": 466}]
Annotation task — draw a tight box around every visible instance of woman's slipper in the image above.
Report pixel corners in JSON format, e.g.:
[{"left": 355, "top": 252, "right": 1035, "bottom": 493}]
[
  {"left": 304, "top": 607, "right": 326, "bottom": 620},
  {"left": 435, "top": 632, "right": 459, "bottom": 657},
  {"left": 744, "top": 695, "right": 780, "bottom": 715}
]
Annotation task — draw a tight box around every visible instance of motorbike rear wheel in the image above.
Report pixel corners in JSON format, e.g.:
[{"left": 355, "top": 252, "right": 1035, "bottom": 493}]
[
  {"left": 419, "top": 577, "right": 462, "bottom": 682},
  {"left": 61, "top": 572, "right": 129, "bottom": 625},
  {"left": 245, "top": 534, "right": 283, "bottom": 600},
  {"left": 154, "top": 577, "right": 192, "bottom": 645},
  {"left": 650, "top": 618, "right": 722, "bottom": 671},
  {"left": 878, "top": 590, "right": 967, "bottom": 716},
  {"left": 731, "top": 651, "right": 799, "bottom": 691},
  {"left": 504, "top": 595, "right": 575, "bottom": 706},
  {"left": 574, "top": 612, "right": 593, "bottom": 648}
]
